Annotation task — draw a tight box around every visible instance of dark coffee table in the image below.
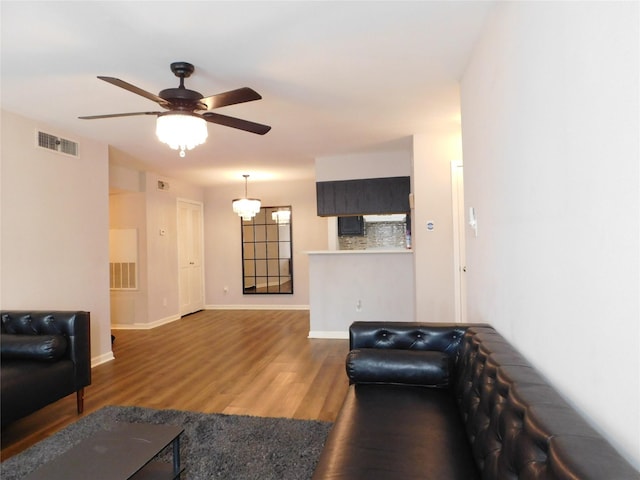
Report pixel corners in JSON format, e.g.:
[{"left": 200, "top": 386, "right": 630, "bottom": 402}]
[{"left": 23, "top": 422, "right": 184, "bottom": 480}]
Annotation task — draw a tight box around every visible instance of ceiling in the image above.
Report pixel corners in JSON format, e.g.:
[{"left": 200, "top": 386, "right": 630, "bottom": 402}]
[{"left": 1, "top": 1, "right": 494, "bottom": 187}]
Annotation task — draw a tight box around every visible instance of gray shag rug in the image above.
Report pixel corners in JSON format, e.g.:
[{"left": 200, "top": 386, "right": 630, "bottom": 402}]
[{"left": 1, "top": 405, "right": 332, "bottom": 480}]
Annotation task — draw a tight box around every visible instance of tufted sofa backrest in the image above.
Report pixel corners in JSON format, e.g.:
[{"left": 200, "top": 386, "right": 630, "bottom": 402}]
[
  {"left": 2, "top": 311, "right": 74, "bottom": 336},
  {"left": 454, "top": 327, "right": 638, "bottom": 480},
  {"left": 350, "top": 321, "right": 468, "bottom": 356}
]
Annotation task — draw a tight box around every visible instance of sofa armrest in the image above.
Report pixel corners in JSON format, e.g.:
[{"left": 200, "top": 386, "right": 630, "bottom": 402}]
[
  {"left": 66, "top": 311, "right": 91, "bottom": 389},
  {"left": 347, "top": 348, "right": 452, "bottom": 387}
]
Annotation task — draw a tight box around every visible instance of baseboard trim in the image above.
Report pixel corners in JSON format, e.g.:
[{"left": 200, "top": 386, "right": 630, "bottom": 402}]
[
  {"left": 205, "top": 305, "right": 309, "bottom": 311},
  {"left": 91, "top": 351, "right": 115, "bottom": 368},
  {"left": 308, "top": 330, "right": 349, "bottom": 339},
  {"left": 111, "top": 314, "right": 181, "bottom": 330}
]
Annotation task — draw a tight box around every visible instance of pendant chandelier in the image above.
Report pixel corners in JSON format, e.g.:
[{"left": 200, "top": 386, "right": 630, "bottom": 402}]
[
  {"left": 271, "top": 209, "right": 291, "bottom": 225},
  {"left": 232, "top": 174, "right": 261, "bottom": 221},
  {"left": 156, "top": 112, "right": 208, "bottom": 158}
]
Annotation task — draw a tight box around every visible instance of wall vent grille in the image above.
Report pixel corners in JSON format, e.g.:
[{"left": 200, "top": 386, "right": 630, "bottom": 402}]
[
  {"left": 110, "top": 262, "right": 137, "bottom": 290},
  {"left": 36, "top": 130, "right": 79, "bottom": 157}
]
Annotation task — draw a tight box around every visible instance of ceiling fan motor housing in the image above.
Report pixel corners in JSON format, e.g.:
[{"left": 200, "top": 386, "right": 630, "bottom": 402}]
[
  {"left": 160, "top": 62, "right": 205, "bottom": 111},
  {"left": 159, "top": 87, "right": 205, "bottom": 111}
]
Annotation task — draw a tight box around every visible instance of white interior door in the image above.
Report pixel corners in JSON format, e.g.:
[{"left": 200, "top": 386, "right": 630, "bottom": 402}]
[
  {"left": 451, "top": 161, "right": 467, "bottom": 323},
  {"left": 178, "top": 199, "right": 204, "bottom": 316}
]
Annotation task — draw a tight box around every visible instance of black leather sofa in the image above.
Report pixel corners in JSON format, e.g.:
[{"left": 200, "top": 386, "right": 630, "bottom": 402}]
[
  {"left": 313, "top": 322, "right": 639, "bottom": 479},
  {"left": 1, "top": 310, "right": 91, "bottom": 428}
]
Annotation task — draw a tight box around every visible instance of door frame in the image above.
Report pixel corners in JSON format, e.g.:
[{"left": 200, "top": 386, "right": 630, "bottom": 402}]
[{"left": 451, "top": 161, "right": 467, "bottom": 323}]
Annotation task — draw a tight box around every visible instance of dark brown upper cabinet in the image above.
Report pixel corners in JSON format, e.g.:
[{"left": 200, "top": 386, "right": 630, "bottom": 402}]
[
  {"left": 337, "top": 215, "right": 365, "bottom": 236},
  {"left": 316, "top": 176, "right": 411, "bottom": 217}
]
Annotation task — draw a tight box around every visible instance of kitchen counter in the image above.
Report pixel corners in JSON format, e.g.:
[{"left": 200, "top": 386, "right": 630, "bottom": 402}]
[
  {"left": 307, "top": 249, "right": 412, "bottom": 254},
  {"left": 307, "top": 250, "right": 415, "bottom": 338}
]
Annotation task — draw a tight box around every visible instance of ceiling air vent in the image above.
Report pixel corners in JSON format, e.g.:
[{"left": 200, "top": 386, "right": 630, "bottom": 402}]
[{"left": 36, "top": 130, "right": 79, "bottom": 157}]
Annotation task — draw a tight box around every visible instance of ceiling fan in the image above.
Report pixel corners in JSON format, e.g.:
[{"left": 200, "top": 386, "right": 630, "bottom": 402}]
[{"left": 79, "top": 62, "right": 271, "bottom": 156}]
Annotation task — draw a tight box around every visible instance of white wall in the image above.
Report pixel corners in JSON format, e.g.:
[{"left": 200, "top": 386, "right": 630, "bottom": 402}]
[
  {"left": 412, "top": 132, "right": 462, "bottom": 323},
  {"left": 315, "top": 148, "right": 412, "bottom": 182},
  {"left": 461, "top": 1, "right": 639, "bottom": 467},
  {"left": 204, "top": 178, "right": 326, "bottom": 308},
  {"left": 110, "top": 170, "right": 322, "bottom": 319},
  {"left": 143, "top": 172, "right": 204, "bottom": 324},
  {"left": 0, "top": 110, "right": 113, "bottom": 365},
  {"left": 110, "top": 161, "right": 144, "bottom": 193},
  {"left": 314, "top": 140, "right": 461, "bottom": 326},
  {"left": 109, "top": 191, "right": 148, "bottom": 326},
  {"left": 109, "top": 165, "right": 205, "bottom": 328}
]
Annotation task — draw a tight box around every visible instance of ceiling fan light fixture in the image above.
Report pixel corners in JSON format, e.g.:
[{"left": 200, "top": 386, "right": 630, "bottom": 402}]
[
  {"left": 156, "top": 112, "right": 208, "bottom": 157},
  {"left": 232, "top": 174, "right": 261, "bottom": 221}
]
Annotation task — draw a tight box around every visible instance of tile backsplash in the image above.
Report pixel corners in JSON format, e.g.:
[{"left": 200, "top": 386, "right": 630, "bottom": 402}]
[{"left": 338, "top": 220, "right": 408, "bottom": 250}]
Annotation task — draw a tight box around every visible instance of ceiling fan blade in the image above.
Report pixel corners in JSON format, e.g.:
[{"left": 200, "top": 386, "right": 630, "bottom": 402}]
[
  {"left": 98, "top": 76, "right": 170, "bottom": 107},
  {"left": 202, "top": 112, "right": 271, "bottom": 135},
  {"left": 200, "top": 87, "right": 262, "bottom": 110},
  {"left": 78, "top": 111, "right": 160, "bottom": 120}
]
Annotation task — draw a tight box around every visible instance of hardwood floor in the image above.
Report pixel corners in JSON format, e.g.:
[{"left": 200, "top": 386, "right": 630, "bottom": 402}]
[{"left": 0, "top": 310, "right": 349, "bottom": 461}]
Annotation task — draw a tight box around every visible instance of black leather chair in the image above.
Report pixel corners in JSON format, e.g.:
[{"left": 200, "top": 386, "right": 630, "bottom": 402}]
[{"left": 1, "top": 310, "right": 91, "bottom": 427}]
